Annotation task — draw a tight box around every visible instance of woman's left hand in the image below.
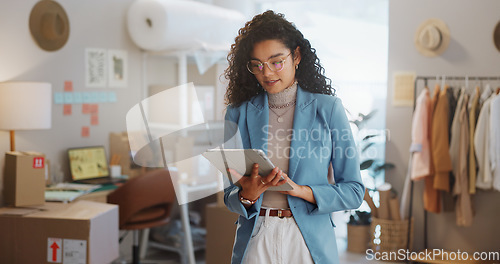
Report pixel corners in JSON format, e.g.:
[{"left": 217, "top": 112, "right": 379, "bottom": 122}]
[{"left": 279, "top": 173, "right": 317, "bottom": 204}]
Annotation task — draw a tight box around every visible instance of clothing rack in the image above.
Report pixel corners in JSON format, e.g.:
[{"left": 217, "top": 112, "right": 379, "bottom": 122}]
[
  {"left": 407, "top": 75, "right": 500, "bottom": 252},
  {"left": 413, "top": 76, "right": 500, "bottom": 106}
]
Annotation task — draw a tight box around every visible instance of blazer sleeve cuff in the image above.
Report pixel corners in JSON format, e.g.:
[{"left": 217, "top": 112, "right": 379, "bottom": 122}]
[
  {"left": 306, "top": 182, "right": 365, "bottom": 215},
  {"left": 225, "top": 186, "right": 260, "bottom": 219}
]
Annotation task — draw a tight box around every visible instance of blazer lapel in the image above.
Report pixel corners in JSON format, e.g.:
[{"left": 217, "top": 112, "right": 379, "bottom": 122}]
[
  {"left": 246, "top": 93, "right": 269, "bottom": 154},
  {"left": 288, "top": 87, "right": 317, "bottom": 180}
]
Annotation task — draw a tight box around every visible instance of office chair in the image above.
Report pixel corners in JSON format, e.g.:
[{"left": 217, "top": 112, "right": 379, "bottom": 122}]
[{"left": 107, "top": 168, "right": 176, "bottom": 264}]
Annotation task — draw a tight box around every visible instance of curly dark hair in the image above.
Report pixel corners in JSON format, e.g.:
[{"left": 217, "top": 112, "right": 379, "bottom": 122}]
[{"left": 224, "top": 10, "right": 334, "bottom": 107}]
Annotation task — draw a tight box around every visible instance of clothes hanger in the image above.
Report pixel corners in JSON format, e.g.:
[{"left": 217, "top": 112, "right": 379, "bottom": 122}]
[
  {"left": 434, "top": 75, "right": 441, "bottom": 93},
  {"left": 442, "top": 75, "right": 448, "bottom": 90},
  {"left": 466, "top": 76, "right": 476, "bottom": 95},
  {"left": 472, "top": 77, "right": 480, "bottom": 95}
]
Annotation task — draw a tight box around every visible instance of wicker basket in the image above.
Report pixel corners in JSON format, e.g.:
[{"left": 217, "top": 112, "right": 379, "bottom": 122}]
[
  {"left": 369, "top": 217, "right": 414, "bottom": 254},
  {"left": 347, "top": 224, "right": 370, "bottom": 253}
]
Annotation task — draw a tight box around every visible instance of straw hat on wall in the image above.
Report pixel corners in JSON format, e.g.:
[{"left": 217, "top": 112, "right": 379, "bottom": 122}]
[
  {"left": 29, "top": 0, "right": 70, "bottom": 51},
  {"left": 414, "top": 18, "right": 450, "bottom": 57},
  {"left": 494, "top": 21, "right": 500, "bottom": 52}
]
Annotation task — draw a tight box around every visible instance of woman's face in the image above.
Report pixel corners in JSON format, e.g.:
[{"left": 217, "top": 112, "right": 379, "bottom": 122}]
[{"left": 249, "top": 39, "right": 301, "bottom": 94}]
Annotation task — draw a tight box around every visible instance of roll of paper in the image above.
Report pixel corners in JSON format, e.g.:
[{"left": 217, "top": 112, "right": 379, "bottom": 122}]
[
  {"left": 364, "top": 189, "right": 378, "bottom": 218},
  {"left": 389, "top": 197, "right": 401, "bottom": 221},
  {"left": 377, "top": 183, "right": 392, "bottom": 220},
  {"left": 127, "top": 0, "right": 246, "bottom": 52}
]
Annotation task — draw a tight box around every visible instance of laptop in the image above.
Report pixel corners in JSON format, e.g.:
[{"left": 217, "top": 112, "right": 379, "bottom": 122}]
[{"left": 68, "top": 146, "right": 125, "bottom": 185}]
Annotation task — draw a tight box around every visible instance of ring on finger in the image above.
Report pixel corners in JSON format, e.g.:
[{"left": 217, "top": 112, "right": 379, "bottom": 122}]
[{"left": 260, "top": 179, "right": 266, "bottom": 185}]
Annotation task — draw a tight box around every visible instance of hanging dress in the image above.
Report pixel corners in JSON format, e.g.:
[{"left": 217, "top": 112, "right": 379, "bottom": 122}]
[
  {"left": 454, "top": 94, "right": 473, "bottom": 226},
  {"left": 490, "top": 93, "right": 500, "bottom": 191},
  {"left": 449, "top": 89, "right": 465, "bottom": 189},
  {"left": 432, "top": 85, "right": 453, "bottom": 192},
  {"left": 475, "top": 96, "right": 493, "bottom": 189},
  {"left": 468, "top": 87, "right": 480, "bottom": 194},
  {"left": 425, "top": 85, "right": 442, "bottom": 213},
  {"left": 410, "top": 87, "right": 432, "bottom": 180}
]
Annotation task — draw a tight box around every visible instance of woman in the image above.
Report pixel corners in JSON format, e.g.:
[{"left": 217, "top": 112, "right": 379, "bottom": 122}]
[{"left": 223, "top": 11, "right": 364, "bottom": 264}]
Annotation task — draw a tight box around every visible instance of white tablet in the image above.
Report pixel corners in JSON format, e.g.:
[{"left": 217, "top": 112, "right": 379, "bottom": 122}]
[{"left": 202, "top": 148, "right": 293, "bottom": 191}]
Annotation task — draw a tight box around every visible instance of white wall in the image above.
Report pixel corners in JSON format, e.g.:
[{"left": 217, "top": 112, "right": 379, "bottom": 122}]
[
  {"left": 0, "top": 0, "right": 140, "bottom": 205},
  {"left": 387, "top": 0, "right": 500, "bottom": 252},
  {"left": 0, "top": 0, "right": 224, "bottom": 205}
]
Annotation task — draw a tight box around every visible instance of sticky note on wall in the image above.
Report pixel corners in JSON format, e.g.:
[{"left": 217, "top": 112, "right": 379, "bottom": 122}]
[
  {"left": 91, "top": 114, "right": 99, "bottom": 125},
  {"left": 99, "top": 92, "right": 108, "bottom": 103},
  {"left": 108, "top": 92, "right": 117, "bottom": 102},
  {"left": 64, "top": 81, "right": 73, "bottom": 92},
  {"left": 82, "top": 104, "right": 90, "bottom": 114},
  {"left": 91, "top": 92, "right": 99, "bottom": 103},
  {"left": 83, "top": 93, "right": 91, "bottom": 103},
  {"left": 54, "top": 93, "right": 64, "bottom": 104},
  {"left": 73, "top": 92, "right": 83, "bottom": 104},
  {"left": 81, "top": 127, "right": 89, "bottom": 137},
  {"left": 63, "top": 104, "right": 72, "bottom": 115},
  {"left": 64, "top": 93, "right": 74, "bottom": 104},
  {"left": 90, "top": 104, "right": 98, "bottom": 114}
]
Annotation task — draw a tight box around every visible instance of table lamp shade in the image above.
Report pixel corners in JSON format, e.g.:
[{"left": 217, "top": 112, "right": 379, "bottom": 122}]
[{"left": 0, "top": 82, "right": 52, "bottom": 130}]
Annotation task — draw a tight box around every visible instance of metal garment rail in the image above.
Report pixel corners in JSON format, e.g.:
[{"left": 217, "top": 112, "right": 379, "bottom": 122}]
[{"left": 407, "top": 75, "right": 500, "bottom": 253}]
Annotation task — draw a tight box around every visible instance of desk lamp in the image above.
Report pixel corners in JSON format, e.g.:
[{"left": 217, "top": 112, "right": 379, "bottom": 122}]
[{"left": 0, "top": 82, "right": 52, "bottom": 151}]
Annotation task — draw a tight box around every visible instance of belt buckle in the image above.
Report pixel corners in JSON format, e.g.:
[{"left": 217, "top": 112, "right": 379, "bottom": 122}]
[{"left": 278, "top": 209, "right": 283, "bottom": 218}]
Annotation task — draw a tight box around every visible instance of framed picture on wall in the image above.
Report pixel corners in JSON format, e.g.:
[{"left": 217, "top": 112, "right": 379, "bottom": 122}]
[
  {"left": 107, "top": 49, "right": 128, "bottom": 88},
  {"left": 85, "top": 48, "right": 107, "bottom": 88}
]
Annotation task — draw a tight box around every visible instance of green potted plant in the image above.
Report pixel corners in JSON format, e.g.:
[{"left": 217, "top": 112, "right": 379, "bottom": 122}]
[
  {"left": 345, "top": 109, "right": 395, "bottom": 253},
  {"left": 346, "top": 210, "right": 372, "bottom": 253}
]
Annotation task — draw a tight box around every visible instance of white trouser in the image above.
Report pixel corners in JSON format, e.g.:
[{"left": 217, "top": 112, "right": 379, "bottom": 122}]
[{"left": 242, "top": 209, "right": 314, "bottom": 264}]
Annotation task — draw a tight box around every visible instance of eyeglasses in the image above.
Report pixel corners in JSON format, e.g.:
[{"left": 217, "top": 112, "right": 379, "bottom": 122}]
[{"left": 246, "top": 53, "right": 292, "bottom": 75}]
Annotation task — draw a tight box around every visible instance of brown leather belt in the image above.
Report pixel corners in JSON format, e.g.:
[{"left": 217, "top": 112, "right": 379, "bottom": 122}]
[{"left": 259, "top": 208, "right": 293, "bottom": 218}]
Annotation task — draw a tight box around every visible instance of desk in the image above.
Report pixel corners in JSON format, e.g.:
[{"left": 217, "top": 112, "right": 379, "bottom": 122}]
[
  {"left": 74, "top": 185, "right": 118, "bottom": 203},
  {"left": 73, "top": 181, "right": 219, "bottom": 264},
  {"left": 45, "top": 182, "right": 121, "bottom": 203},
  {"left": 74, "top": 189, "right": 113, "bottom": 203},
  {"left": 147, "top": 181, "right": 220, "bottom": 264}
]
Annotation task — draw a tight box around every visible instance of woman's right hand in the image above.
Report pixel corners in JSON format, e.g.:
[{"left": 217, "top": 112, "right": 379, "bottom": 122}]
[{"left": 229, "top": 163, "right": 287, "bottom": 202}]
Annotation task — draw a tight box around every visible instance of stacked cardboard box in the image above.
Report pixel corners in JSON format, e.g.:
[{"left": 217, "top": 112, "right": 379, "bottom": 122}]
[
  {"left": 205, "top": 203, "right": 238, "bottom": 264},
  {"left": 4, "top": 151, "right": 46, "bottom": 207},
  {"left": 0, "top": 200, "right": 118, "bottom": 264},
  {"left": 109, "top": 132, "right": 144, "bottom": 178}
]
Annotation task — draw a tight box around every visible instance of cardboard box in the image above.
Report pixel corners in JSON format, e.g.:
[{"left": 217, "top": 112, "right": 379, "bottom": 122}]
[
  {"left": 4, "top": 151, "right": 46, "bottom": 206},
  {"left": 216, "top": 191, "right": 225, "bottom": 207},
  {"left": 109, "top": 132, "right": 143, "bottom": 178},
  {"left": 0, "top": 201, "right": 119, "bottom": 264},
  {"left": 205, "top": 203, "right": 238, "bottom": 264}
]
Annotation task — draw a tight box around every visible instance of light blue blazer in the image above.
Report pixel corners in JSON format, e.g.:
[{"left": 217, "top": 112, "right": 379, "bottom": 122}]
[{"left": 223, "top": 86, "right": 365, "bottom": 264}]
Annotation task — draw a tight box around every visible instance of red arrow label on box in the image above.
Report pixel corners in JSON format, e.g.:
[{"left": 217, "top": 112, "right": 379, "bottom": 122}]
[
  {"left": 50, "top": 242, "right": 59, "bottom": 261},
  {"left": 47, "top": 238, "right": 62, "bottom": 263}
]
